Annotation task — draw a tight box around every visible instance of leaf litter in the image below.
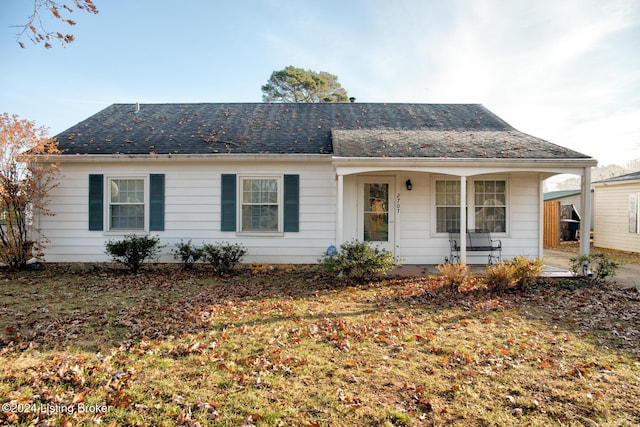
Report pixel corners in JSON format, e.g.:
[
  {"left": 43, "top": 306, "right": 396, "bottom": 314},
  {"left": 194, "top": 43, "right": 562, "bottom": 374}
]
[{"left": 1, "top": 264, "right": 639, "bottom": 425}]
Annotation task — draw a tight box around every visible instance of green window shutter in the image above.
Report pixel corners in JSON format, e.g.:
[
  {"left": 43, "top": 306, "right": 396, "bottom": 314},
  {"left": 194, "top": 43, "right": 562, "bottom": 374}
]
[
  {"left": 149, "top": 174, "right": 165, "bottom": 231},
  {"left": 88, "top": 174, "right": 104, "bottom": 231},
  {"left": 221, "top": 174, "right": 237, "bottom": 231},
  {"left": 283, "top": 174, "right": 299, "bottom": 232}
]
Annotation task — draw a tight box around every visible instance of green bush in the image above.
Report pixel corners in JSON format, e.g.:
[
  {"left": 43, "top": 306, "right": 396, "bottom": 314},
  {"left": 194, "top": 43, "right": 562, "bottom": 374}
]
[
  {"left": 436, "top": 262, "right": 472, "bottom": 291},
  {"left": 569, "top": 252, "right": 620, "bottom": 284},
  {"left": 201, "top": 242, "right": 247, "bottom": 276},
  {"left": 172, "top": 239, "right": 203, "bottom": 270},
  {"left": 318, "top": 240, "right": 398, "bottom": 283},
  {"left": 104, "top": 235, "right": 162, "bottom": 273}
]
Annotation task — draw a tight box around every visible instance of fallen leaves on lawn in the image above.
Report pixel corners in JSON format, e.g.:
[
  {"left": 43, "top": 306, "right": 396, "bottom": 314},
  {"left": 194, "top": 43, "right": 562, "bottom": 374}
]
[{"left": 0, "top": 264, "right": 639, "bottom": 425}]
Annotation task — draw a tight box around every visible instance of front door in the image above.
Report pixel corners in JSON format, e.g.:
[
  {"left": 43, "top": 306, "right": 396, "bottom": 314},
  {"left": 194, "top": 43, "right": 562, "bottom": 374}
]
[{"left": 358, "top": 177, "right": 395, "bottom": 254}]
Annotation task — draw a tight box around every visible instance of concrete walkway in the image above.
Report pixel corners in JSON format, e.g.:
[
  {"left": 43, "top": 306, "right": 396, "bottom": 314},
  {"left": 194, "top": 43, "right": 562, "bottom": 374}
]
[
  {"left": 543, "top": 249, "right": 640, "bottom": 290},
  {"left": 391, "top": 250, "right": 640, "bottom": 290}
]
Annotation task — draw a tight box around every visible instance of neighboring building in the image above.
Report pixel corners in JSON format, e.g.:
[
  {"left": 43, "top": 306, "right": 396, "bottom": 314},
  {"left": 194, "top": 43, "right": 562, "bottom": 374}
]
[
  {"left": 544, "top": 189, "right": 594, "bottom": 247},
  {"left": 593, "top": 171, "right": 640, "bottom": 253},
  {"left": 35, "top": 103, "right": 596, "bottom": 264}
]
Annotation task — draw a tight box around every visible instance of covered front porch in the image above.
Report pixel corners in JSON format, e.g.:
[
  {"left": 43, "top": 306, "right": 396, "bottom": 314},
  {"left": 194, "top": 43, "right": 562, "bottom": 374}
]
[{"left": 333, "top": 158, "right": 595, "bottom": 271}]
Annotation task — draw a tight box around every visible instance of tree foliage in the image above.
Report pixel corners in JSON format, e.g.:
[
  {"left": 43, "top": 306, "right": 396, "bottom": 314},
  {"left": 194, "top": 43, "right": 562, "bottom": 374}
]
[
  {"left": 262, "top": 66, "right": 349, "bottom": 103},
  {"left": 0, "top": 113, "right": 59, "bottom": 269},
  {"left": 14, "top": 0, "right": 99, "bottom": 48}
]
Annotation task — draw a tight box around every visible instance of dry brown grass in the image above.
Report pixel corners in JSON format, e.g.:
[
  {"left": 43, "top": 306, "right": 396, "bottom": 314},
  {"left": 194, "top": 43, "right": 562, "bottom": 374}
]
[{"left": 1, "top": 264, "right": 639, "bottom": 426}]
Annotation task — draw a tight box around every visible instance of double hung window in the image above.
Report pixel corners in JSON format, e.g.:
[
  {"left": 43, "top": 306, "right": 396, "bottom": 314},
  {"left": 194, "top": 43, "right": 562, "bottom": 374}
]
[
  {"left": 241, "top": 177, "right": 280, "bottom": 232},
  {"left": 435, "top": 180, "right": 461, "bottom": 233},
  {"left": 109, "top": 178, "right": 145, "bottom": 230},
  {"left": 474, "top": 180, "right": 506, "bottom": 232},
  {"left": 434, "top": 178, "right": 507, "bottom": 233},
  {"left": 88, "top": 174, "right": 164, "bottom": 232}
]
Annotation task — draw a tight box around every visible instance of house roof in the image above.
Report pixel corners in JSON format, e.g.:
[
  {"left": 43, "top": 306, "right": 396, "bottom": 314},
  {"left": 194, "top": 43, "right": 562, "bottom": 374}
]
[
  {"left": 544, "top": 189, "right": 582, "bottom": 201},
  {"left": 594, "top": 171, "right": 640, "bottom": 184},
  {"left": 53, "top": 103, "right": 593, "bottom": 160}
]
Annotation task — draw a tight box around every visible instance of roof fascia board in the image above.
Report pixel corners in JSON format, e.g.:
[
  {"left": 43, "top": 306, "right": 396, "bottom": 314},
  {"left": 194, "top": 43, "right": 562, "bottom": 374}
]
[{"left": 332, "top": 157, "right": 597, "bottom": 176}]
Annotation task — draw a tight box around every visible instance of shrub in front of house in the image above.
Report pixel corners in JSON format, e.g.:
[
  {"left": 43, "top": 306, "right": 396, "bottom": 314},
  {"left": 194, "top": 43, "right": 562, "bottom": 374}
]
[
  {"left": 569, "top": 253, "right": 620, "bottom": 284},
  {"left": 104, "top": 234, "right": 162, "bottom": 273},
  {"left": 484, "top": 262, "right": 517, "bottom": 292},
  {"left": 201, "top": 242, "right": 247, "bottom": 276},
  {"left": 483, "top": 256, "right": 543, "bottom": 292},
  {"left": 510, "top": 256, "right": 543, "bottom": 289},
  {"left": 172, "top": 239, "right": 204, "bottom": 270},
  {"left": 318, "top": 239, "right": 398, "bottom": 283},
  {"left": 436, "top": 262, "right": 472, "bottom": 291}
]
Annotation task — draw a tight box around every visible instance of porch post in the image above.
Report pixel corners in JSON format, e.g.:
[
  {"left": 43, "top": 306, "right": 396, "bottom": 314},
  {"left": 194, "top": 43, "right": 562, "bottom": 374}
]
[
  {"left": 460, "top": 176, "right": 467, "bottom": 263},
  {"left": 336, "top": 174, "right": 344, "bottom": 246},
  {"left": 580, "top": 166, "right": 592, "bottom": 259}
]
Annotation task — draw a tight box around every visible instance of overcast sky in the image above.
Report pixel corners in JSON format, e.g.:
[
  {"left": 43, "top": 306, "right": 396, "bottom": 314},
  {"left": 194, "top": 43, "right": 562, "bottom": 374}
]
[{"left": 1, "top": 0, "right": 639, "bottom": 167}]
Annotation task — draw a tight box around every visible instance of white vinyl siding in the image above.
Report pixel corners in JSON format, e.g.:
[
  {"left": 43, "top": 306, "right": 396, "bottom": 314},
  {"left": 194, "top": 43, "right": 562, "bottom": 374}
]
[
  {"left": 40, "top": 162, "right": 548, "bottom": 265},
  {"left": 594, "top": 181, "right": 640, "bottom": 253},
  {"left": 39, "top": 160, "right": 335, "bottom": 264}
]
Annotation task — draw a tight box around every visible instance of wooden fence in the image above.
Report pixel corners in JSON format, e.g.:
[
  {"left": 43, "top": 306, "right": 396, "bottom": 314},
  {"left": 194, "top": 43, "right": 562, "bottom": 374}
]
[{"left": 543, "top": 201, "right": 561, "bottom": 248}]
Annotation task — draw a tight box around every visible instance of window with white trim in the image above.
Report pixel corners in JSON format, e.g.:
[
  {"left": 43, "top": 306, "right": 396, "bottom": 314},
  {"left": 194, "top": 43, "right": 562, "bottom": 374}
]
[
  {"left": 241, "top": 177, "right": 281, "bottom": 232},
  {"left": 629, "top": 193, "right": 639, "bottom": 233},
  {"left": 435, "top": 179, "right": 461, "bottom": 233},
  {"left": 109, "top": 178, "right": 145, "bottom": 230},
  {"left": 474, "top": 180, "right": 506, "bottom": 232}
]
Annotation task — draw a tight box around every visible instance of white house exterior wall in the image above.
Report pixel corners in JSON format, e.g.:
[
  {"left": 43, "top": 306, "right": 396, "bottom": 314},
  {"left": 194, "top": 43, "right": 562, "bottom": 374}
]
[
  {"left": 39, "top": 160, "right": 337, "bottom": 264},
  {"left": 594, "top": 181, "right": 640, "bottom": 253},
  {"left": 41, "top": 161, "right": 546, "bottom": 265}
]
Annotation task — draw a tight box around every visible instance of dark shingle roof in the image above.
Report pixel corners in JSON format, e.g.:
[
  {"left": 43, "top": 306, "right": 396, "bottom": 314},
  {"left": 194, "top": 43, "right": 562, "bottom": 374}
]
[
  {"left": 331, "top": 129, "right": 588, "bottom": 159},
  {"left": 594, "top": 171, "right": 640, "bottom": 184},
  {"left": 53, "top": 103, "right": 592, "bottom": 159}
]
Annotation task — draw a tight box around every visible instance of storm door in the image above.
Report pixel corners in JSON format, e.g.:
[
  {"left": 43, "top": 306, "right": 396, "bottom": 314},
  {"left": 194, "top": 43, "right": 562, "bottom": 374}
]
[{"left": 358, "top": 177, "right": 395, "bottom": 254}]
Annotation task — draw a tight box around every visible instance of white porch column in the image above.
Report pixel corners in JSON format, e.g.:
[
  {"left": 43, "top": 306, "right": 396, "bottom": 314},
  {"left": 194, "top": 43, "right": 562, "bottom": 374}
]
[
  {"left": 460, "top": 176, "right": 467, "bottom": 263},
  {"left": 580, "top": 166, "right": 592, "bottom": 258},
  {"left": 336, "top": 174, "right": 344, "bottom": 246}
]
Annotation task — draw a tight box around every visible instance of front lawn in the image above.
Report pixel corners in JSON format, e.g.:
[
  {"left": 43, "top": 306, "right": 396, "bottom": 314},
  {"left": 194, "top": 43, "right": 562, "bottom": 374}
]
[{"left": 1, "top": 265, "right": 639, "bottom": 426}]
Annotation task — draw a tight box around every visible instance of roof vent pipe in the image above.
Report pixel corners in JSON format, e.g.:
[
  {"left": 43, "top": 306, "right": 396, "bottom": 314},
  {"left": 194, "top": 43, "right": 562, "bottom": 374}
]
[
  {"left": 134, "top": 102, "right": 140, "bottom": 113},
  {"left": 349, "top": 97, "right": 356, "bottom": 103}
]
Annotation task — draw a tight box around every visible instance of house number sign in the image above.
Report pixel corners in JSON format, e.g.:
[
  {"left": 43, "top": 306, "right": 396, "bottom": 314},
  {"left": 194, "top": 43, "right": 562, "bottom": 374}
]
[{"left": 396, "top": 193, "right": 401, "bottom": 213}]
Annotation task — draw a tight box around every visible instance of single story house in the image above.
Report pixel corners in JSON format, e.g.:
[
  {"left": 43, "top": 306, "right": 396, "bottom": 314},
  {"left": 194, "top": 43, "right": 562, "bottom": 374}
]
[
  {"left": 35, "top": 103, "right": 596, "bottom": 265},
  {"left": 593, "top": 171, "right": 640, "bottom": 253}
]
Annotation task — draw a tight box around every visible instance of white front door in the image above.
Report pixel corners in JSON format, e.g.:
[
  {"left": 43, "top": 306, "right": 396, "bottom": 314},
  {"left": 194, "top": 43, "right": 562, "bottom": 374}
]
[{"left": 358, "top": 177, "right": 395, "bottom": 254}]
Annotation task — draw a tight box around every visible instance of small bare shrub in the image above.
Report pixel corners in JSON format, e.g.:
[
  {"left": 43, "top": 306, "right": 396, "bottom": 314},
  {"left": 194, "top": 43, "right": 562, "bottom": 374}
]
[
  {"left": 484, "top": 256, "right": 543, "bottom": 292},
  {"left": 436, "top": 262, "right": 472, "bottom": 291},
  {"left": 511, "top": 256, "right": 543, "bottom": 289},
  {"left": 250, "top": 262, "right": 273, "bottom": 275},
  {"left": 484, "top": 262, "right": 517, "bottom": 292}
]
